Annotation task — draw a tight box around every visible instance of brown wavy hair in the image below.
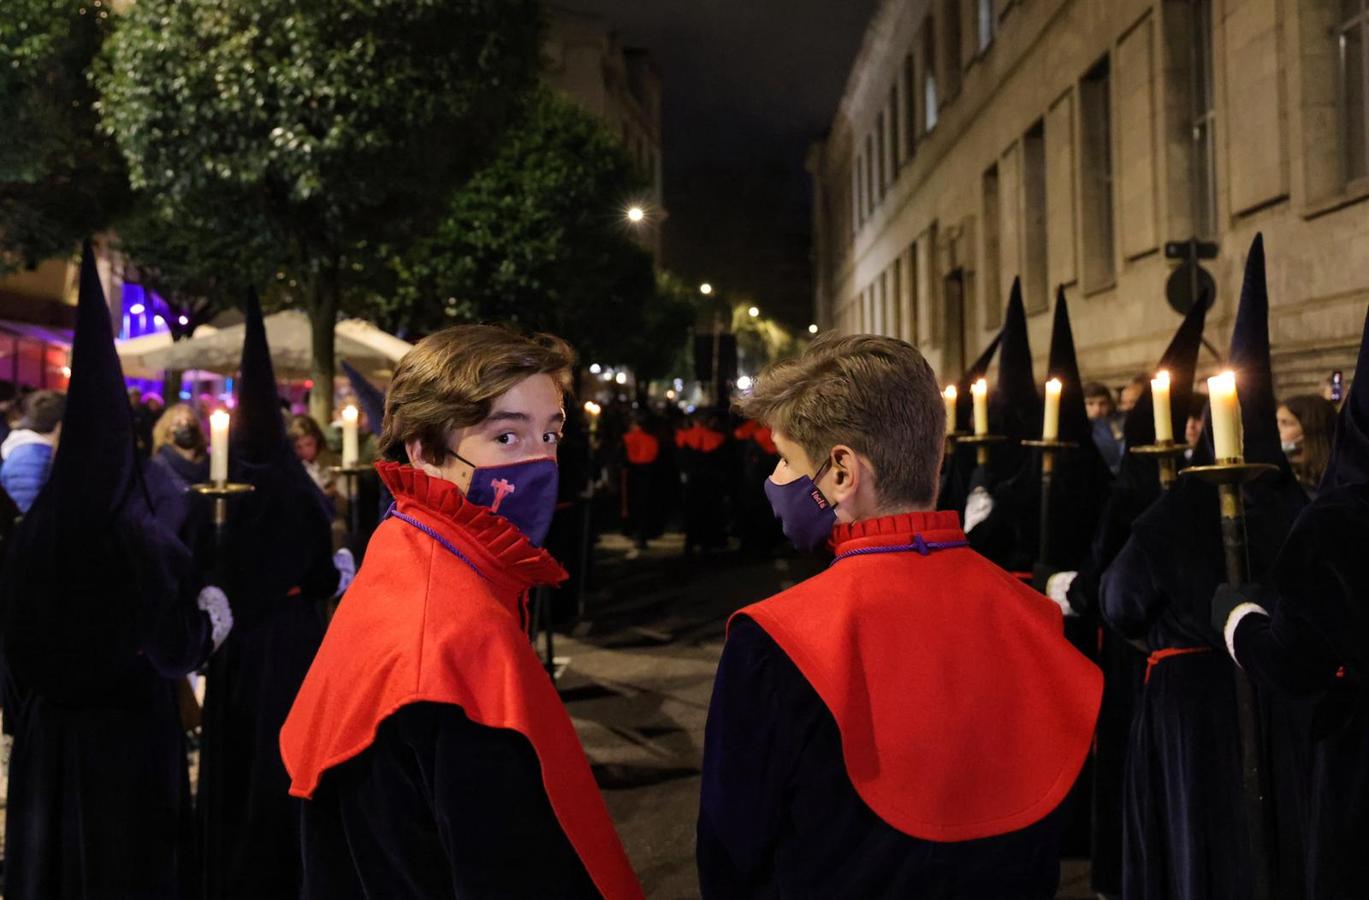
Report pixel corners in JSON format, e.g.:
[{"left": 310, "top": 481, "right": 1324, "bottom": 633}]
[
  {"left": 1281, "top": 394, "right": 1337, "bottom": 490},
  {"left": 379, "top": 324, "right": 575, "bottom": 465}
]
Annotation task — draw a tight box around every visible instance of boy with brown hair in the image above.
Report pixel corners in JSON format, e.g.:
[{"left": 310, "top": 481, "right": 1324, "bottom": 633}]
[
  {"left": 282, "top": 324, "right": 641, "bottom": 899},
  {"left": 697, "top": 334, "right": 1102, "bottom": 898}
]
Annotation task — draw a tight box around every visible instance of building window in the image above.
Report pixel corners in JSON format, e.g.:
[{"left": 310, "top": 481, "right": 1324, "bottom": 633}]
[
  {"left": 978, "top": 0, "right": 995, "bottom": 52},
  {"left": 923, "top": 20, "right": 940, "bottom": 132},
  {"left": 854, "top": 156, "right": 864, "bottom": 229},
  {"left": 903, "top": 54, "right": 918, "bottom": 157},
  {"left": 908, "top": 240, "right": 921, "bottom": 344},
  {"left": 891, "top": 256, "right": 904, "bottom": 339},
  {"left": 1080, "top": 56, "right": 1116, "bottom": 291},
  {"left": 889, "top": 85, "right": 902, "bottom": 173},
  {"left": 1341, "top": 0, "right": 1369, "bottom": 182},
  {"left": 1023, "top": 120, "right": 1049, "bottom": 313},
  {"left": 877, "top": 270, "right": 889, "bottom": 334},
  {"left": 1191, "top": 0, "right": 1218, "bottom": 235},
  {"left": 865, "top": 133, "right": 876, "bottom": 216},
  {"left": 982, "top": 164, "right": 1003, "bottom": 329},
  {"left": 876, "top": 112, "right": 888, "bottom": 198},
  {"left": 943, "top": 0, "right": 963, "bottom": 100}
]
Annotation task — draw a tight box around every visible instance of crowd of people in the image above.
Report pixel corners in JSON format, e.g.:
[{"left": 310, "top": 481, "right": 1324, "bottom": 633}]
[{"left": 0, "top": 232, "right": 1364, "bottom": 900}]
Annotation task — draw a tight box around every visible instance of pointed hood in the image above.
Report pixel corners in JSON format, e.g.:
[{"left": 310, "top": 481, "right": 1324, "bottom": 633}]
[
  {"left": 1046, "top": 289, "right": 1093, "bottom": 446},
  {"left": 1321, "top": 306, "right": 1369, "bottom": 490},
  {"left": 1227, "top": 234, "right": 1284, "bottom": 467},
  {"left": 341, "top": 359, "right": 386, "bottom": 438},
  {"left": 231, "top": 288, "right": 287, "bottom": 463},
  {"left": 994, "top": 277, "right": 1040, "bottom": 442},
  {"left": 47, "top": 241, "right": 141, "bottom": 516},
  {"left": 1122, "top": 289, "right": 1210, "bottom": 447}
]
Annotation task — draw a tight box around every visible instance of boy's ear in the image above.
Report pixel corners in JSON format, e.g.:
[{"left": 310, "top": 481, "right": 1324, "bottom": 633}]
[{"left": 828, "top": 444, "right": 862, "bottom": 505}]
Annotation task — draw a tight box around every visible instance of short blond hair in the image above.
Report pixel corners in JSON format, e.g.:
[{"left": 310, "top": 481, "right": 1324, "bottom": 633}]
[
  {"left": 380, "top": 324, "right": 575, "bottom": 465},
  {"left": 738, "top": 333, "right": 944, "bottom": 508},
  {"left": 151, "top": 403, "right": 200, "bottom": 454}
]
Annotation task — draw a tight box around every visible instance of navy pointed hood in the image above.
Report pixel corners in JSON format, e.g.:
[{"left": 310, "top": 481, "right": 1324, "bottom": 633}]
[
  {"left": 341, "top": 360, "right": 386, "bottom": 438},
  {"left": 1046, "top": 288, "right": 1093, "bottom": 447},
  {"left": 1321, "top": 306, "right": 1369, "bottom": 490},
  {"left": 231, "top": 288, "right": 287, "bottom": 463},
  {"left": 1122, "top": 289, "right": 1210, "bottom": 448},
  {"left": 994, "top": 277, "right": 1040, "bottom": 442},
  {"left": 1226, "top": 234, "right": 1284, "bottom": 467}
]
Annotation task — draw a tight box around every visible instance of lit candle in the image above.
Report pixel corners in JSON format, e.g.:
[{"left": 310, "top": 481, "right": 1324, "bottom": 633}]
[
  {"left": 1042, "top": 378, "right": 1062, "bottom": 441},
  {"left": 209, "top": 409, "right": 230, "bottom": 484},
  {"left": 943, "top": 386, "right": 958, "bottom": 433},
  {"left": 1207, "top": 370, "right": 1242, "bottom": 461},
  {"left": 971, "top": 378, "right": 989, "bottom": 436},
  {"left": 341, "top": 404, "right": 360, "bottom": 469},
  {"left": 1151, "top": 370, "right": 1174, "bottom": 443}
]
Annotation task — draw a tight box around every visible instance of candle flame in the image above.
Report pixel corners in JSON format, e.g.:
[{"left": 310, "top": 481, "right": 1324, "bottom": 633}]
[
  {"left": 1210, "top": 370, "right": 1237, "bottom": 393},
  {"left": 209, "top": 409, "right": 230, "bottom": 429},
  {"left": 341, "top": 404, "right": 359, "bottom": 423},
  {"left": 943, "top": 385, "right": 957, "bottom": 400},
  {"left": 1045, "top": 378, "right": 1062, "bottom": 393},
  {"left": 1153, "top": 369, "right": 1170, "bottom": 388},
  {"left": 971, "top": 378, "right": 988, "bottom": 395}
]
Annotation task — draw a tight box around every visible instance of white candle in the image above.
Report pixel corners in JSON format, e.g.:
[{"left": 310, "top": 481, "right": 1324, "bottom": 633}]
[
  {"left": 1207, "top": 371, "right": 1242, "bottom": 461},
  {"left": 971, "top": 378, "right": 989, "bottom": 436},
  {"left": 1151, "top": 370, "right": 1174, "bottom": 443},
  {"left": 943, "top": 386, "right": 958, "bottom": 434},
  {"left": 1042, "top": 378, "right": 1062, "bottom": 441},
  {"left": 209, "top": 409, "right": 230, "bottom": 484},
  {"left": 341, "top": 404, "right": 360, "bottom": 469}
]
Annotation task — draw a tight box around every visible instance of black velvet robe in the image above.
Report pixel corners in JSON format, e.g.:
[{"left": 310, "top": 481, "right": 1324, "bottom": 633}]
[
  {"left": 300, "top": 701, "right": 598, "bottom": 898},
  {"left": 1100, "top": 470, "right": 1308, "bottom": 900},
  {"left": 1228, "top": 483, "right": 1369, "bottom": 900},
  {"left": 697, "top": 618, "right": 1069, "bottom": 899},
  {"left": 679, "top": 439, "right": 730, "bottom": 552}
]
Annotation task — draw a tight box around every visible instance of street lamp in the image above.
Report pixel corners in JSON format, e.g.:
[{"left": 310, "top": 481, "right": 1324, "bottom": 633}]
[
  {"left": 808, "top": 324, "right": 819, "bottom": 334},
  {"left": 626, "top": 206, "right": 645, "bottom": 224},
  {"left": 699, "top": 283, "right": 713, "bottom": 296},
  {"left": 748, "top": 306, "right": 760, "bottom": 318}
]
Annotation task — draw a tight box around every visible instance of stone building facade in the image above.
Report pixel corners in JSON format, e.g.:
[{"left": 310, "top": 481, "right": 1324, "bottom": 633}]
[
  {"left": 546, "top": 5, "right": 665, "bottom": 259},
  {"left": 809, "top": 0, "right": 1369, "bottom": 396}
]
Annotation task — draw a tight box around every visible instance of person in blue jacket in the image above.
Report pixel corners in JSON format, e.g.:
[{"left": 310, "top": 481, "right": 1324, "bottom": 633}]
[{"left": 0, "top": 389, "right": 65, "bottom": 512}]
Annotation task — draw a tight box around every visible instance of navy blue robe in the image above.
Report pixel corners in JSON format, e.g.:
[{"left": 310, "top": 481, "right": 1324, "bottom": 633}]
[
  {"left": 300, "top": 701, "right": 598, "bottom": 898},
  {"left": 698, "top": 618, "right": 1068, "bottom": 898}
]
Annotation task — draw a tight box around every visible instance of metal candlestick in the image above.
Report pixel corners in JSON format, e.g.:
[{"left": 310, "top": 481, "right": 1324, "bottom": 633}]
[
  {"left": 1129, "top": 440, "right": 1190, "bottom": 489},
  {"left": 954, "top": 433, "right": 1007, "bottom": 468},
  {"left": 1021, "top": 439, "right": 1078, "bottom": 567},
  {"left": 189, "top": 482, "right": 256, "bottom": 576},
  {"left": 328, "top": 465, "right": 372, "bottom": 553},
  {"left": 1180, "top": 458, "right": 1279, "bottom": 900}
]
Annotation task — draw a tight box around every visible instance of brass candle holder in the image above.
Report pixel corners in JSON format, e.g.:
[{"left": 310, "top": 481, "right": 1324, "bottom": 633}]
[
  {"left": 328, "top": 465, "right": 373, "bottom": 546},
  {"left": 1178, "top": 457, "right": 1279, "bottom": 900},
  {"left": 1129, "top": 440, "right": 1191, "bottom": 489},
  {"left": 954, "top": 433, "right": 1007, "bottom": 467},
  {"left": 189, "top": 481, "right": 256, "bottom": 529}
]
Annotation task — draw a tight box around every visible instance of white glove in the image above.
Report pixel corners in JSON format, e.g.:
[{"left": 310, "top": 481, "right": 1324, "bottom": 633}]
[
  {"left": 963, "top": 487, "right": 994, "bottom": 533},
  {"left": 1046, "top": 571, "right": 1079, "bottom": 617},
  {"left": 197, "top": 586, "right": 234, "bottom": 652},
  {"left": 332, "top": 548, "right": 356, "bottom": 599}
]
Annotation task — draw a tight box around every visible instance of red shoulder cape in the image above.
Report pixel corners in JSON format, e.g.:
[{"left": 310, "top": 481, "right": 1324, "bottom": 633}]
[
  {"left": 732, "top": 511, "right": 1102, "bottom": 842},
  {"left": 281, "top": 463, "right": 642, "bottom": 899}
]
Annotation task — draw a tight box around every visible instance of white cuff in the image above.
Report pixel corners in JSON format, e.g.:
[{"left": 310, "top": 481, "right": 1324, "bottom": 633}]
[
  {"left": 1224, "top": 602, "right": 1268, "bottom": 666},
  {"left": 197, "top": 586, "right": 234, "bottom": 652},
  {"left": 332, "top": 548, "right": 356, "bottom": 600},
  {"left": 1046, "top": 571, "right": 1079, "bottom": 617},
  {"left": 964, "top": 487, "right": 994, "bottom": 533}
]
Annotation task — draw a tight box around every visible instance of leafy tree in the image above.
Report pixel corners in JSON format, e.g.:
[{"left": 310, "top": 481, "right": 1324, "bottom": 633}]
[
  {"left": 96, "top": 0, "right": 542, "bottom": 421},
  {"left": 0, "top": 0, "right": 129, "bottom": 272},
  {"left": 383, "top": 87, "right": 664, "bottom": 371}
]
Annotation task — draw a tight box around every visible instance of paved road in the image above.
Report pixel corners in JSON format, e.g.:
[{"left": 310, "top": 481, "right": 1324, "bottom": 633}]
[{"left": 559, "top": 532, "right": 1094, "bottom": 899}]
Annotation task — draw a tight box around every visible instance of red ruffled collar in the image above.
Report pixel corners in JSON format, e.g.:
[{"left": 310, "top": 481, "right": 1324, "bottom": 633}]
[
  {"left": 831, "top": 510, "right": 965, "bottom": 555},
  {"left": 376, "top": 462, "right": 568, "bottom": 595}
]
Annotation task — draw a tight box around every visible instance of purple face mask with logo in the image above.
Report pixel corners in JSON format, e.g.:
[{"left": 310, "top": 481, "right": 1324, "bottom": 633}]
[
  {"left": 456, "top": 454, "right": 560, "bottom": 547},
  {"left": 763, "top": 459, "right": 838, "bottom": 551}
]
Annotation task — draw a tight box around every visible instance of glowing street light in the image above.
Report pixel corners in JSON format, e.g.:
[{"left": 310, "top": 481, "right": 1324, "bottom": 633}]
[
  {"left": 699, "top": 283, "right": 713, "bottom": 296},
  {"left": 808, "top": 324, "right": 819, "bottom": 334},
  {"left": 589, "top": 363, "right": 602, "bottom": 374},
  {"left": 615, "top": 372, "right": 628, "bottom": 385},
  {"left": 736, "top": 375, "right": 754, "bottom": 391},
  {"left": 747, "top": 306, "right": 760, "bottom": 318},
  {"left": 626, "top": 206, "right": 645, "bottom": 223}
]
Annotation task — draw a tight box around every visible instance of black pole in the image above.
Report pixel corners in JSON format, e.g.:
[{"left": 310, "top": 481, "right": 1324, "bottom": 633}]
[
  {"left": 1037, "top": 450, "right": 1055, "bottom": 566},
  {"left": 1218, "top": 481, "right": 1272, "bottom": 900}
]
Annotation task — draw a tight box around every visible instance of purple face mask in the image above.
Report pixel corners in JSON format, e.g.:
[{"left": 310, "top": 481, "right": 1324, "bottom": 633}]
[
  {"left": 455, "top": 454, "right": 560, "bottom": 547},
  {"left": 763, "top": 460, "right": 837, "bottom": 551}
]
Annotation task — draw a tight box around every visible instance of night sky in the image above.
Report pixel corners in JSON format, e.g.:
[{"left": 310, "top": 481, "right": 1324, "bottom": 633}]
[{"left": 556, "top": 0, "right": 879, "bottom": 331}]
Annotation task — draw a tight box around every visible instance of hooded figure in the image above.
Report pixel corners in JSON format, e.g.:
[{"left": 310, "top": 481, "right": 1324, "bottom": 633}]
[
  {"left": 0, "top": 242, "right": 221, "bottom": 899},
  {"left": 1214, "top": 302, "right": 1369, "bottom": 899},
  {"left": 197, "top": 289, "right": 340, "bottom": 900},
  {"left": 1057, "top": 291, "right": 1209, "bottom": 897},
  {"left": 1101, "top": 234, "right": 1309, "bottom": 900}
]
